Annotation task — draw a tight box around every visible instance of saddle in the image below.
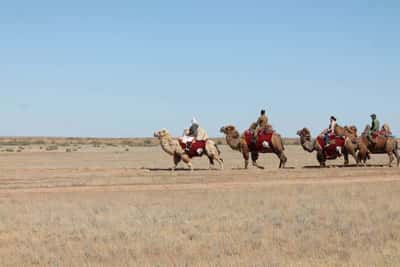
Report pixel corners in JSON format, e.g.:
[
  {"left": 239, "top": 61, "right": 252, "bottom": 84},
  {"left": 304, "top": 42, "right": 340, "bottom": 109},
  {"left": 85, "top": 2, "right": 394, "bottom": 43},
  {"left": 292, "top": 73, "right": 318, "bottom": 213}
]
[
  {"left": 179, "top": 140, "right": 206, "bottom": 158},
  {"left": 244, "top": 128, "right": 274, "bottom": 152},
  {"left": 372, "top": 130, "right": 392, "bottom": 139},
  {"left": 317, "top": 134, "right": 345, "bottom": 159}
]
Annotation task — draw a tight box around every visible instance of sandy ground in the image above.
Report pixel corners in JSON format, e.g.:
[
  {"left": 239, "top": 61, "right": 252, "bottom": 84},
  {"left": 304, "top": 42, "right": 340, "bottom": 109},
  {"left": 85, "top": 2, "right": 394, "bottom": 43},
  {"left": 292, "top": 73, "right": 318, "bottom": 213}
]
[{"left": 1, "top": 145, "right": 400, "bottom": 266}]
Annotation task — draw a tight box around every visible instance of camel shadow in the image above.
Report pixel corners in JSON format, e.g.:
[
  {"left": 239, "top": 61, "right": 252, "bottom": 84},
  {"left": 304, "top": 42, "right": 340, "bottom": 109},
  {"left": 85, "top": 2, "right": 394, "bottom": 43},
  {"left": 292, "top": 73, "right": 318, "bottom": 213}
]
[
  {"left": 303, "top": 164, "right": 387, "bottom": 169},
  {"left": 231, "top": 167, "right": 295, "bottom": 170},
  {"left": 143, "top": 168, "right": 220, "bottom": 172}
]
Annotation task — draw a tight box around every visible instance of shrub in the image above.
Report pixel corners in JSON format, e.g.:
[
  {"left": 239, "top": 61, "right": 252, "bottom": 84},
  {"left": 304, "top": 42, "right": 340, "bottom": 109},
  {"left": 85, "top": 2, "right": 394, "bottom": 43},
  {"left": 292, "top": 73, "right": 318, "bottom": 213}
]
[
  {"left": 143, "top": 139, "right": 153, "bottom": 146},
  {"left": 46, "top": 145, "right": 58, "bottom": 151}
]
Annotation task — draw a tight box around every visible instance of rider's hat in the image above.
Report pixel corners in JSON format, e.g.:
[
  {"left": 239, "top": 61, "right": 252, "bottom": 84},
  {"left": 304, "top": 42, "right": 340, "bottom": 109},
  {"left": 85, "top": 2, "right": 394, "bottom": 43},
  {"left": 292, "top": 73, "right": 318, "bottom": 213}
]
[
  {"left": 370, "top": 113, "right": 376, "bottom": 118},
  {"left": 191, "top": 118, "right": 199, "bottom": 125},
  {"left": 330, "top": 116, "right": 337, "bottom": 121}
]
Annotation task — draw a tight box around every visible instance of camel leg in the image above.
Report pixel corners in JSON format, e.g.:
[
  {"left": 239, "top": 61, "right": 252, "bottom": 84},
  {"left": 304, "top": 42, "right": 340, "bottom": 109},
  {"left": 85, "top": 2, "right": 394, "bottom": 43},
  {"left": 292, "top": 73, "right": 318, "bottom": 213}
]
[
  {"left": 208, "top": 156, "right": 223, "bottom": 170},
  {"left": 393, "top": 142, "right": 400, "bottom": 167},
  {"left": 252, "top": 161, "right": 265, "bottom": 169},
  {"left": 388, "top": 152, "right": 394, "bottom": 168},
  {"left": 357, "top": 151, "right": 367, "bottom": 167},
  {"left": 215, "top": 157, "right": 224, "bottom": 170},
  {"left": 251, "top": 151, "right": 264, "bottom": 169},
  {"left": 277, "top": 152, "right": 287, "bottom": 169},
  {"left": 181, "top": 154, "right": 193, "bottom": 171},
  {"left": 188, "top": 162, "right": 194, "bottom": 171},
  {"left": 394, "top": 148, "right": 400, "bottom": 167},
  {"left": 353, "top": 153, "right": 360, "bottom": 166},
  {"left": 347, "top": 144, "right": 360, "bottom": 166},
  {"left": 317, "top": 151, "right": 326, "bottom": 168},
  {"left": 361, "top": 151, "right": 368, "bottom": 166},
  {"left": 244, "top": 159, "right": 249, "bottom": 169},
  {"left": 357, "top": 149, "right": 368, "bottom": 166},
  {"left": 343, "top": 152, "right": 349, "bottom": 166},
  {"left": 362, "top": 155, "right": 367, "bottom": 166},
  {"left": 350, "top": 150, "right": 360, "bottom": 166},
  {"left": 346, "top": 151, "right": 359, "bottom": 166},
  {"left": 172, "top": 154, "right": 181, "bottom": 171},
  {"left": 208, "top": 157, "right": 215, "bottom": 170},
  {"left": 242, "top": 150, "right": 250, "bottom": 169}
]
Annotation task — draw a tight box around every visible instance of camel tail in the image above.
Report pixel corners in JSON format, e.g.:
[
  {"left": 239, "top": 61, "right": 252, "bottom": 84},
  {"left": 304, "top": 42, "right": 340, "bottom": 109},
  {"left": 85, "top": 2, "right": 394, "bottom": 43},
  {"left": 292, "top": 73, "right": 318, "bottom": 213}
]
[
  {"left": 279, "top": 134, "right": 285, "bottom": 151},
  {"left": 395, "top": 139, "right": 400, "bottom": 167},
  {"left": 214, "top": 143, "right": 224, "bottom": 163},
  {"left": 215, "top": 143, "right": 222, "bottom": 156}
]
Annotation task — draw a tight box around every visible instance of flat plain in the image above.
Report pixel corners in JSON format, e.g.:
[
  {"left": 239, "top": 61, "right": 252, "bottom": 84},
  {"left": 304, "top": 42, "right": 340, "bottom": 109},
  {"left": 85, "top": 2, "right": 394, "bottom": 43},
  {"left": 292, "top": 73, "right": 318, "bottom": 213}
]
[{"left": 1, "top": 144, "right": 400, "bottom": 266}]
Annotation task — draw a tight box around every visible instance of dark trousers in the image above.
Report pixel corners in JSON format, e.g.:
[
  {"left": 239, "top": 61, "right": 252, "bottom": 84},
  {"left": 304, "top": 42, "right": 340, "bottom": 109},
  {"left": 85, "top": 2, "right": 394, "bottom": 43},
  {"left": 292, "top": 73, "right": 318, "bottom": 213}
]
[{"left": 324, "top": 133, "right": 329, "bottom": 146}]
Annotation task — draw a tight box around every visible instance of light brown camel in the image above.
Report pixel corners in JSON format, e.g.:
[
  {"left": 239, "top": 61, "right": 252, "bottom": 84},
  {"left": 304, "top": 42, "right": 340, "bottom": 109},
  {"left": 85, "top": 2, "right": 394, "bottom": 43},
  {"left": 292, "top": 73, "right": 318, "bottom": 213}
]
[
  {"left": 357, "top": 125, "right": 399, "bottom": 167},
  {"left": 297, "top": 126, "right": 360, "bottom": 167},
  {"left": 154, "top": 129, "right": 223, "bottom": 171},
  {"left": 220, "top": 125, "right": 287, "bottom": 169}
]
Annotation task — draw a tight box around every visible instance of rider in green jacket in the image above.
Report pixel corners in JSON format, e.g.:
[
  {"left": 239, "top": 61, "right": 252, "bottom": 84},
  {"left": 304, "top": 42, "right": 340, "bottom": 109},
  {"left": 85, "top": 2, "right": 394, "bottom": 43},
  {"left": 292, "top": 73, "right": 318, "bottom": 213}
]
[{"left": 368, "top": 114, "right": 380, "bottom": 143}]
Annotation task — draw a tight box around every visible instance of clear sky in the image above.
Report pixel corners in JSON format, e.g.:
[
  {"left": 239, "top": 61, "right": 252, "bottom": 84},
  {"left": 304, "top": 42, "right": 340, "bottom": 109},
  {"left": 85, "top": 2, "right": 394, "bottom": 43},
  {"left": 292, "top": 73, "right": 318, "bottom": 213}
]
[{"left": 1, "top": 0, "right": 399, "bottom": 137}]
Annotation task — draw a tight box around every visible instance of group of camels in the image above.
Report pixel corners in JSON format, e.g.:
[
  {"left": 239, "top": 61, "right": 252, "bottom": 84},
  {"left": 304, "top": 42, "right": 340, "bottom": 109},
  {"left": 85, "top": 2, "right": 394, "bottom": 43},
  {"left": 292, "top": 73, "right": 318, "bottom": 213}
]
[
  {"left": 154, "top": 122, "right": 399, "bottom": 170},
  {"left": 297, "top": 125, "right": 399, "bottom": 167}
]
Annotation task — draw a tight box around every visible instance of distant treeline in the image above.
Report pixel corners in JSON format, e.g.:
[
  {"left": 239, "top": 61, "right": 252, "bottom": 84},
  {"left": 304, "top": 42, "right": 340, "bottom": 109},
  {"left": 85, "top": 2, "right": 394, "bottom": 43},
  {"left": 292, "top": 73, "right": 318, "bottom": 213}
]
[{"left": 0, "top": 137, "right": 301, "bottom": 146}]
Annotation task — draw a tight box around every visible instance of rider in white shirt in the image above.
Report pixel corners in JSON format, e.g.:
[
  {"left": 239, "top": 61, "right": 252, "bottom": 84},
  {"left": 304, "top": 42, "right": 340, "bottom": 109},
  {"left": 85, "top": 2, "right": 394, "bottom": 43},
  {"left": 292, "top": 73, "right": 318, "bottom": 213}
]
[
  {"left": 181, "top": 128, "right": 194, "bottom": 145},
  {"left": 324, "top": 116, "right": 337, "bottom": 147},
  {"left": 182, "top": 118, "right": 209, "bottom": 152}
]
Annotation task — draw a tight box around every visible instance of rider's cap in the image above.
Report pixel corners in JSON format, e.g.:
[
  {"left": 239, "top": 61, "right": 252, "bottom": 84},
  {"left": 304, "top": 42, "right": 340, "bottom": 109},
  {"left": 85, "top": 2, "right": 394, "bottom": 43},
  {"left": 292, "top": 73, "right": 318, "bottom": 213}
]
[
  {"left": 371, "top": 114, "right": 376, "bottom": 118},
  {"left": 330, "top": 116, "right": 337, "bottom": 121},
  {"left": 191, "top": 118, "right": 198, "bottom": 125}
]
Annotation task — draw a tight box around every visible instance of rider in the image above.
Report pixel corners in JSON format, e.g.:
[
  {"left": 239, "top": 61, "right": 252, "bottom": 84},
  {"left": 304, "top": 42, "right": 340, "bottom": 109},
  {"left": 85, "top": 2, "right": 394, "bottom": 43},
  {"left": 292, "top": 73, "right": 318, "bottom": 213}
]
[
  {"left": 249, "top": 122, "right": 258, "bottom": 145},
  {"left": 185, "top": 118, "right": 209, "bottom": 151},
  {"left": 254, "top": 109, "right": 269, "bottom": 138},
  {"left": 324, "top": 116, "right": 337, "bottom": 147},
  {"left": 368, "top": 114, "right": 380, "bottom": 143},
  {"left": 181, "top": 129, "right": 194, "bottom": 151}
]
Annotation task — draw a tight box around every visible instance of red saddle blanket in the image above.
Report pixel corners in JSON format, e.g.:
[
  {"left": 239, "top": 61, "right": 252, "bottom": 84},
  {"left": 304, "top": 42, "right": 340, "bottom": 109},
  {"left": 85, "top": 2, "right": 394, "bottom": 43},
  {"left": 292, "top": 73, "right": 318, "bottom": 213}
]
[
  {"left": 244, "top": 129, "right": 274, "bottom": 152},
  {"left": 317, "top": 134, "right": 345, "bottom": 159},
  {"left": 372, "top": 130, "right": 391, "bottom": 139},
  {"left": 179, "top": 140, "right": 206, "bottom": 158}
]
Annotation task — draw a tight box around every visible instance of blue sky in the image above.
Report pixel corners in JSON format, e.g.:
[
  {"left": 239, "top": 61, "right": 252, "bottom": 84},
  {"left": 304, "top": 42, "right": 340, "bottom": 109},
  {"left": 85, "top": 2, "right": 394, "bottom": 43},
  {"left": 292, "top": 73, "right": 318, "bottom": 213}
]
[{"left": 1, "top": 0, "right": 399, "bottom": 137}]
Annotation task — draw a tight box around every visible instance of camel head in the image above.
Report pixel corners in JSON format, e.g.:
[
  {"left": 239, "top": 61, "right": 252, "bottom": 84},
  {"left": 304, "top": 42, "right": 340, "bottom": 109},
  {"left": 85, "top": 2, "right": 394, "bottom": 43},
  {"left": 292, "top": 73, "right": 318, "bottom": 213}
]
[
  {"left": 220, "top": 125, "right": 235, "bottom": 135},
  {"left": 220, "top": 125, "right": 240, "bottom": 138},
  {"left": 362, "top": 125, "right": 371, "bottom": 136},
  {"left": 154, "top": 129, "right": 170, "bottom": 139},
  {"left": 297, "top": 128, "right": 311, "bottom": 140},
  {"left": 344, "top": 125, "right": 358, "bottom": 137},
  {"left": 297, "top": 128, "right": 315, "bottom": 152}
]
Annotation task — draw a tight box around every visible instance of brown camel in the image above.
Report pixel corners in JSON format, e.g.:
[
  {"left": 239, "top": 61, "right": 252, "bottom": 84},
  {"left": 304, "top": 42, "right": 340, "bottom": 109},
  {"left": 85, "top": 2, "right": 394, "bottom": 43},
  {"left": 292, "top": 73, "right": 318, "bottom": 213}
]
[
  {"left": 357, "top": 125, "right": 399, "bottom": 167},
  {"left": 297, "top": 126, "right": 360, "bottom": 167},
  {"left": 154, "top": 129, "right": 223, "bottom": 171},
  {"left": 220, "top": 125, "right": 287, "bottom": 169}
]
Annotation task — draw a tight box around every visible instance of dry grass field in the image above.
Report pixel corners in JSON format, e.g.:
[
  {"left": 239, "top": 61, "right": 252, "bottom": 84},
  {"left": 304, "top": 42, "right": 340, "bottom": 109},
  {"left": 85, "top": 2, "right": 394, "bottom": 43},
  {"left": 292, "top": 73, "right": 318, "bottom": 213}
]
[{"left": 1, "top": 142, "right": 400, "bottom": 266}]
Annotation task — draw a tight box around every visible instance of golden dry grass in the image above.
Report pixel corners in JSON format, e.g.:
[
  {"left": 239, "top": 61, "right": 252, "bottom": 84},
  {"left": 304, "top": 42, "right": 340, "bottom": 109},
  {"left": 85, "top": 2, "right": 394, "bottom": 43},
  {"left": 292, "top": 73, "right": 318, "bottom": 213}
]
[{"left": 0, "top": 145, "right": 400, "bottom": 266}]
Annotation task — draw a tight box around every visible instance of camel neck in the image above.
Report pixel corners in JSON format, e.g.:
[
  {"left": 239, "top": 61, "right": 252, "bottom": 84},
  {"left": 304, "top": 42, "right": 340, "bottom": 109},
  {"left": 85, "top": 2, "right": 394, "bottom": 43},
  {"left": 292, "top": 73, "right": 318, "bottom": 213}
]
[
  {"left": 300, "top": 135, "right": 315, "bottom": 152},
  {"left": 226, "top": 135, "right": 241, "bottom": 150},
  {"left": 159, "top": 136, "right": 176, "bottom": 155}
]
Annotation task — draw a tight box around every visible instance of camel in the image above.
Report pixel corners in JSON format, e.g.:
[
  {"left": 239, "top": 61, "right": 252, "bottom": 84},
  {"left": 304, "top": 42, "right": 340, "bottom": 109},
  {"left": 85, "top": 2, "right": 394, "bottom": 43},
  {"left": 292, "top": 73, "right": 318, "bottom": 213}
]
[
  {"left": 154, "top": 129, "right": 223, "bottom": 171},
  {"left": 357, "top": 125, "right": 399, "bottom": 167},
  {"left": 297, "top": 126, "right": 360, "bottom": 167},
  {"left": 220, "top": 125, "right": 287, "bottom": 169}
]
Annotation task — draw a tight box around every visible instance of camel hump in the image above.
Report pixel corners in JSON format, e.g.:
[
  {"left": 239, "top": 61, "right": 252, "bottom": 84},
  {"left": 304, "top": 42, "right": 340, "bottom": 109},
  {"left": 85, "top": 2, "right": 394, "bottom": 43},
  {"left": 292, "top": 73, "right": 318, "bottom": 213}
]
[{"left": 382, "top": 124, "right": 392, "bottom": 134}]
